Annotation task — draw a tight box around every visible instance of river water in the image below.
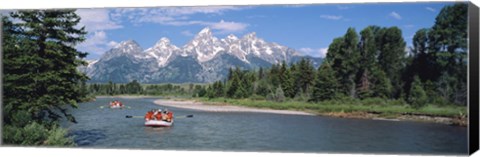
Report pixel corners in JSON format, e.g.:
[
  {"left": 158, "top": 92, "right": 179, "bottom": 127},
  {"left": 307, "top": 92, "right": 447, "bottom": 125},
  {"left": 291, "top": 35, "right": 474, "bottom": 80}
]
[{"left": 62, "top": 97, "right": 468, "bottom": 155}]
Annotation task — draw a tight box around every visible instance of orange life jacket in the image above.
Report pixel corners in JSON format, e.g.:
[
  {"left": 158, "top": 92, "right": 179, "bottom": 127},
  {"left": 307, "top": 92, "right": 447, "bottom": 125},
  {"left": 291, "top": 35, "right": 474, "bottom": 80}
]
[
  {"left": 145, "top": 111, "right": 153, "bottom": 120},
  {"left": 155, "top": 113, "right": 162, "bottom": 120}
]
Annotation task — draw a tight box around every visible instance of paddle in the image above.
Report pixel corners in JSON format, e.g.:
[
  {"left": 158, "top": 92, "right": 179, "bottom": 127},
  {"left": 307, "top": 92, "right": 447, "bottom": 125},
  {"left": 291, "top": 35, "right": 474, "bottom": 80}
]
[
  {"left": 175, "top": 115, "right": 194, "bottom": 119},
  {"left": 125, "top": 115, "right": 144, "bottom": 118}
]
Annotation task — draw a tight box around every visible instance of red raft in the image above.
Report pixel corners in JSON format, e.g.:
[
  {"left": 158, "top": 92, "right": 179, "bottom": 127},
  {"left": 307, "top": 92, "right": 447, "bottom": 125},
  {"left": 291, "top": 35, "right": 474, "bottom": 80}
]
[{"left": 144, "top": 109, "right": 174, "bottom": 127}]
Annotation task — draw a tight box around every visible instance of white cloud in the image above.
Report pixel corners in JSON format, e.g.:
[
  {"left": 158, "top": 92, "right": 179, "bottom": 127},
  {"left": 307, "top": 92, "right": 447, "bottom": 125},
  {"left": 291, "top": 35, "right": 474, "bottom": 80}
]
[
  {"left": 209, "top": 20, "right": 248, "bottom": 34},
  {"left": 320, "top": 15, "right": 343, "bottom": 20},
  {"left": 76, "top": 31, "right": 117, "bottom": 56},
  {"left": 161, "top": 6, "right": 242, "bottom": 15},
  {"left": 389, "top": 12, "right": 402, "bottom": 20},
  {"left": 76, "top": 9, "right": 123, "bottom": 32},
  {"left": 107, "top": 41, "right": 119, "bottom": 48},
  {"left": 318, "top": 48, "right": 328, "bottom": 58},
  {"left": 299, "top": 47, "right": 328, "bottom": 58},
  {"left": 113, "top": 6, "right": 242, "bottom": 24},
  {"left": 181, "top": 30, "right": 194, "bottom": 36},
  {"left": 112, "top": 7, "right": 248, "bottom": 34},
  {"left": 426, "top": 7, "right": 436, "bottom": 12}
]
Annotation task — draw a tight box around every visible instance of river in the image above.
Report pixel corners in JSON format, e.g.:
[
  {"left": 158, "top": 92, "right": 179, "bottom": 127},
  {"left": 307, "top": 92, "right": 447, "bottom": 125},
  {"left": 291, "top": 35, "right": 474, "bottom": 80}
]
[{"left": 62, "top": 97, "right": 468, "bottom": 155}]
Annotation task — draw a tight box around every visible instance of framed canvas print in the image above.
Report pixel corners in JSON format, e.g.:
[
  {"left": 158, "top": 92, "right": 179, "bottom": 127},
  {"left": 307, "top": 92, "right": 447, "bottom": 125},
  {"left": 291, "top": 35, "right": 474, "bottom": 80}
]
[{"left": 1, "top": 0, "right": 479, "bottom": 156}]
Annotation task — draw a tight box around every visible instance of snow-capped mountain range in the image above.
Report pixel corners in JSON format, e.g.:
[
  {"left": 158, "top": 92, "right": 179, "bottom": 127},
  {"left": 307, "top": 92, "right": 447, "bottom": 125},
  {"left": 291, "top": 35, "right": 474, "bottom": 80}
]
[{"left": 82, "top": 27, "right": 322, "bottom": 83}]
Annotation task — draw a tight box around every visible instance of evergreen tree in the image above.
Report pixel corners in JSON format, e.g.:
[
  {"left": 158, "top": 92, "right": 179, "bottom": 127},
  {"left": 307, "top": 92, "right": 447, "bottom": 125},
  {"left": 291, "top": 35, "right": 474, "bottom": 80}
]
[
  {"left": 212, "top": 81, "right": 225, "bottom": 97},
  {"left": 377, "top": 27, "right": 406, "bottom": 98},
  {"left": 326, "top": 28, "right": 360, "bottom": 97},
  {"left": 371, "top": 67, "right": 392, "bottom": 98},
  {"left": 126, "top": 80, "right": 143, "bottom": 94},
  {"left": 296, "top": 58, "right": 315, "bottom": 95},
  {"left": 279, "top": 61, "right": 295, "bottom": 98},
  {"left": 3, "top": 10, "right": 87, "bottom": 145},
  {"left": 430, "top": 3, "right": 468, "bottom": 105},
  {"left": 310, "top": 62, "right": 339, "bottom": 102},
  {"left": 255, "top": 79, "right": 271, "bottom": 97},
  {"left": 226, "top": 67, "right": 242, "bottom": 98},
  {"left": 356, "top": 27, "right": 377, "bottom": 99},
  {"left": 269, "top": 64, "right": 281, "bottom": 87},
  {"left": 258, "top": 67, "right": 265, "bottom": 79},
  {"left": 107, "top": 81, "right": 115, "bottom": 95}
]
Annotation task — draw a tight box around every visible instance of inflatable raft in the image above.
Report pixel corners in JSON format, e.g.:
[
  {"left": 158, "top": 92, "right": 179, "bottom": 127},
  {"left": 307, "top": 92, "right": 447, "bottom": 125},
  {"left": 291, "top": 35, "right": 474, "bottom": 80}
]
[
  {"left": 145, "top": 119, "right": 173, "bottom": 127},
  {"left": 109, "top": 105, "right": 124, "bottom": 109}
]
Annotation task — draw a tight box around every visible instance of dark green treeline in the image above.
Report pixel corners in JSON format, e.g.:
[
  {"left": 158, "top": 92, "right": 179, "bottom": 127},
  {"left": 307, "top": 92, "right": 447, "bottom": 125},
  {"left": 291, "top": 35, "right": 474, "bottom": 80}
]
[
  {"left": 196, "top": 3, "right": 468, "bottom": 107},
  {"left": 86, "top": 80, "right": 203, "bottom": 96}
]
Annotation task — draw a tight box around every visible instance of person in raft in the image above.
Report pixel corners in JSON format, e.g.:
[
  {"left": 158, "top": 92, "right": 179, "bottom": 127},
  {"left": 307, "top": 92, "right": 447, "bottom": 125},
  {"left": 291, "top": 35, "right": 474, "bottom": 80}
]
[
  {"left": 111, "top": 100, "right": 118, "bottom": 107},
  {"left": 145, "top": 109, "right": 158, "bottom": 121},
  {"left": 161, "top": 109, "right": 173, "bottom": 122},
  {"left": 144, "top": 109, "right": 173, "bottom": 122},
  {"left": 152, "top": 109, "right": 163, "bottom": 120},
  {"left": 113, "top": 100, "right": 123, "bottom": 107}
]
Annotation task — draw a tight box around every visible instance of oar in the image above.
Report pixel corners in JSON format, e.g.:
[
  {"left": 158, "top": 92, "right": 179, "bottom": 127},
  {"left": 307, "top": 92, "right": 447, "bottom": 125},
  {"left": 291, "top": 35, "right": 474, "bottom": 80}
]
[
  {"left": 175, "top": 115, "right": 194, "bottom": 119},
  {"left": 126, "top": 115, "right": 144, "bottom": 118}
]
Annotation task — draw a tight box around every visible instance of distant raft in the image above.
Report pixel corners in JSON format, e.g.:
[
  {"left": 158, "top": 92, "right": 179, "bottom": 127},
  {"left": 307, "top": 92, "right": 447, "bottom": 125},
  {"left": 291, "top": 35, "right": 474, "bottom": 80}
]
[
  {"left": 109, "top": 105, "right": 124, "bottom": 109},
  {"left": 109, "top": 100, "right": 124, "bottom": 109}
]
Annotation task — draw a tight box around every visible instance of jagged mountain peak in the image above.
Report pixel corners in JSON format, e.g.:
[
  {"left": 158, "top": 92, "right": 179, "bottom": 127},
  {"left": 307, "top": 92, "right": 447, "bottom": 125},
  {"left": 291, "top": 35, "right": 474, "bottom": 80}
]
[
  {"left": 159, "top": 37, "right": 170, "bottom": 43},
  {"left": 84, "top": 28, "right": 321, "bottom": 83},
  {"left": 106, "top": 39, "right": 143, "bottom": 56},
  {"left": 152, "top": 37, "right": 175, "bottom": 49},
  {"left": 197, "top": 27, "right": 213, "bottom": 37},
  {"left": 243, "top": 32, "right": 257, "bottom": 39},
  {"left": 115, "top": 40, "right": 141, "bottom": 48}
]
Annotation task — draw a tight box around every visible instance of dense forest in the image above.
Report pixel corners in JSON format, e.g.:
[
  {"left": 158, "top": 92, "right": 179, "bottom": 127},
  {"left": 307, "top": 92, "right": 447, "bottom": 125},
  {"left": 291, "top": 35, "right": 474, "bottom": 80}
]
[
  {"left": 2, "top": 10, "right": 89, "bottom": 145},
  {"left": 86, "top": 80, "right": 202, "bottom": 96},
  {"left": 195, "top": 3, "right": 467, "bottom": 108}
]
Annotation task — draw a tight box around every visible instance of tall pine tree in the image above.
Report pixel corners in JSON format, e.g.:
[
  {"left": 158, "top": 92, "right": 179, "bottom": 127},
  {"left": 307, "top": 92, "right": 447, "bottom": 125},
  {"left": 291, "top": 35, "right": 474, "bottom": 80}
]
[
  {"left": 3, "top": 10, "right": 88, "bottom": 145},
  {"left": 310, "top": 62, "right": 339, "bottom": 102}
]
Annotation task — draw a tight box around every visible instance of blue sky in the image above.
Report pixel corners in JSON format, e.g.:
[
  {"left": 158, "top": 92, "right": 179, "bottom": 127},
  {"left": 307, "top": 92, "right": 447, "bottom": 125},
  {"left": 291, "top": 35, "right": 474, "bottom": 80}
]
[{"left": 74, "top": 2, "right": 454, "bottom": 60}]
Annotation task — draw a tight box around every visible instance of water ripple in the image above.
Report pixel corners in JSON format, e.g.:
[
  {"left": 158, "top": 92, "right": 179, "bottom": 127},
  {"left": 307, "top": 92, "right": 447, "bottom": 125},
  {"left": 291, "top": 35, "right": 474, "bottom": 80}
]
[{"left": 69, "top": 129, "right": 107, "bottom": 146}]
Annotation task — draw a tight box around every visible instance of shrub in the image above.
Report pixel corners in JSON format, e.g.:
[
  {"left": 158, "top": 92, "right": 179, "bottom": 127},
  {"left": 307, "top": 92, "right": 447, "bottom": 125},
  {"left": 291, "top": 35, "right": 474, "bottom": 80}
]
[
  {"left": 2, "top": 122, "right": 75, "bottom": 146},
  {"left": 45, "top": 125, "right": 75, "bottom": 146}
]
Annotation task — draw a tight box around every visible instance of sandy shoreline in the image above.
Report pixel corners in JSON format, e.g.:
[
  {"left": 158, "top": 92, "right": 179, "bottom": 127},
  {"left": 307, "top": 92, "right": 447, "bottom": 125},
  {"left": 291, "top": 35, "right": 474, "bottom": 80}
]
[
  {"left": 153, "top": 99, "right": 466, "bottom": 126},
  {"left": 153, "top": 99, "right": 315, "bottom": 116}
]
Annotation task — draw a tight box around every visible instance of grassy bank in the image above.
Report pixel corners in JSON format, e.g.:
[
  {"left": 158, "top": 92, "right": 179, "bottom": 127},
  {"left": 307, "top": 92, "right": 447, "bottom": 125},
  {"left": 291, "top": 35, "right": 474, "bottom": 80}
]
[
  {"left": 95, "top": 95, "right": 465, "bottom": 118},
  {"left": 190, "top": 97, "right": 466, "bottom": 120}
]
